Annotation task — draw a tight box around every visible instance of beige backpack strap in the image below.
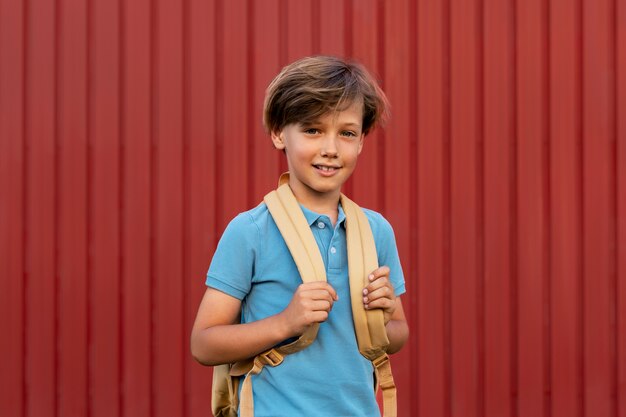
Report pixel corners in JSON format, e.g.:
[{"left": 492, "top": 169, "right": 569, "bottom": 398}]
[
  {"left": 238, "top": 179, "right": 328, "bottom": 417},
  {"left": 237, "top": 349, "right": 285, "bottom": 417},
  {"left": 341, "top": 193, "right": 397, "bottom": 417}
]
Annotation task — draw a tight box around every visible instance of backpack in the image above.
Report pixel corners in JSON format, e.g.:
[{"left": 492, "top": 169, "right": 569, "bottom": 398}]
[{"left": 211, "top": 174, "right": 397, "bottom": 417}]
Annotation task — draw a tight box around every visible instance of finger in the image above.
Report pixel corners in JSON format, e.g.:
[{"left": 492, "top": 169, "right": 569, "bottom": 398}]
[
  {"left": 363, "top": 279, "right": 395, "bottom": 304},
  {"left": 363, "top": 284, "right": 394, "bottom": 304},
  {"left": 301, "top": 289, "right": 337, "bottom": 305},
  {"left": 300, "top": 282, "right": 338, "bottom": 301},
  {"left": 306, "top": 310, "right": 329, "bottom": 323},
  {"left": 299, "top": 281, "right": 330, "bottom": 290},
  {"left": 365, "top": 297, "right": 394, "bottom": 312},
  {"left": 367, "top": 265, "right": 390, "bottom": 282},
  {"left": 322, "top": 283, "right": 338, "bottom": 301},
  {"left": 364, "top": 275, "right": 392, "bottom": 295},
  {"left": 308, "top": 299, "right": 333, "bottom": 312}
]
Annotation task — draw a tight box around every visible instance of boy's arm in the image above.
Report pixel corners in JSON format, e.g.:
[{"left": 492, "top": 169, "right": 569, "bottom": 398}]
[
  {"left": 190, "top": 288, "right": 286, "bottom": 366},
  {"left": 191, "top": 282, "right": 337, "bottom": 366},
  {"left": 384, "top": 298, "right": 409, "bottom": 354}
]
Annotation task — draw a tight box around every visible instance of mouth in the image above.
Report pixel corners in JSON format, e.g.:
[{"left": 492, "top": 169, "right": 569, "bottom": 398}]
[
  {"left": 313, "top": 164, "right": 340, "bottom": 172},
  {"left": 313, "top": 164, "right": 341, "bottom": 176}
]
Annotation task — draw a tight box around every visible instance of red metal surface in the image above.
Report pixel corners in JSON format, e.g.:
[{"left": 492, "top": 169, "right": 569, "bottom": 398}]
[
  {"left": 484, "top": 1, "right": 515, "bottom": 415},
  {"left": 24, "top": 2, "right": 57, "bottom": 416},
  {"left": 450, "top": 0, "right": 481, "bottom": 415},
  {"left": 0, "top": 1, "right": 24, "bottom": 416},
  {"left": 619, "top": 3, "right": 626, "bottom": 417},
  {"left": 550, "top": 1, "right": 584, "bottom": 416},
  {"left": 416, "top": 0, "right": 447, "bottom": 415},
  {"left": 1, "top": 0, "right": 625, "bottom": 416},
  {"left": 58, "top": 2, "right": 89, "bottom": 416},
  {"left": 516, "top": 1, "right": 550, "bottom": 416},
  {"left": 582, "top": 1, "right": 616, "bottom": 417},
  {"left": 121, "top": 0, "right": 153, "bottom": 415}
]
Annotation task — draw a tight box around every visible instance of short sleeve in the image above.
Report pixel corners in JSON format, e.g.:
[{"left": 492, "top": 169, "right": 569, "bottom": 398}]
[
  {"left": 205, "top": 212, "right": 259, "bottom": 300},
  {"left": 365, "top": 210, "right": 406, "bottom": 297}
]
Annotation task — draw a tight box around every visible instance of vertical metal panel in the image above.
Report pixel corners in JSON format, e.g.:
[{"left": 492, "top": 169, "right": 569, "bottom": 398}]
[
  {"left": 416, "top": 0, "right": 448, "bottom": 415},
  {"left": 582, "top": 0, "right": 617, "bottom": 416},
  {"left": 618, "top": 1, "right": 626, "bottom": 415},
  {"left": 484, "top": 0, "right": 516, "bottom": 415},
  {"left": 286, "top": 0, "right": 314, "bottom": 61},
  {"left": 550, "top": 0, "right": 584, "bottom": 416},
  {"left": 153, "top": 0, "right": 185, "bottom": 415},
  {"left": 1, "top": 0, "right": 625, "bottom": 416},
  {"left": 90, "top": 0, "right": 121, "bottom": 414},
  {"left": 450, "top": 0, "right": 482, "bottom": 415},
  {"left": 57, "top": 0, "right": 89, "bottom": 415},
  {"left": 119, "top": 0, "right": 154, "bottom": 417},
  {"left": 24, "top": 1, "right": 57, "bottom": 415},
  {"left": 121, "top": 0, "right": 153, "bottom": 415},
  {"left": 319, "top": 0, "right": 346, "bottom": 57},
  {"left": 0, "top": 1, "right": 25, "bottom": 416},
  {"left": 516, "top": 0, "right": 550, "bottom": 416}
]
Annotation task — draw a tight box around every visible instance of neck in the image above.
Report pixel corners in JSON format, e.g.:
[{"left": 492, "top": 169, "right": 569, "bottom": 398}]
[{"left": 289, "top": 185, "right": 341, "bottom": 226}]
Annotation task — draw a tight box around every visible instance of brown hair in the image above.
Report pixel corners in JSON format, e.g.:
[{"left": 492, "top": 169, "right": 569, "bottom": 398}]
[{"left": 263, "top": 56, "right": 390, "bottom": 136}]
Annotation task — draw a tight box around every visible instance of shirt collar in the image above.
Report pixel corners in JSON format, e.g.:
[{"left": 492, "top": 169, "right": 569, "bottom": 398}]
[{"left": 299, "top": 203, "right": 347, "bottom": 228}]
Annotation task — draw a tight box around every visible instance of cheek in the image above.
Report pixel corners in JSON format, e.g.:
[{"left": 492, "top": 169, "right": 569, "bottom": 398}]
[
  {"left": 286, "top": 143, "right": 314, "bottom": 165},
  {"left": 343, "top": 145, "right": 362, "bottom": 165}
]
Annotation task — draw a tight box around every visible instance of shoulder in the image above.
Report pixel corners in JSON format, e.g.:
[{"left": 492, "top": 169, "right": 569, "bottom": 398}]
[
  {"left": 238, "top": 202, "right": 276, "bottom": 235},
  {"left": 359, "top": 207, "right": 396, "bottom": 239},
  {"left": 219, "top": 202, "right": 282, "bottom": 252},
  {"left": 224, "top": 202, "right": 270, "bottom": 234},
  {"left": 215, "top": 205, "right": 268, "bottom": 255},
  {"left": 207, "top": 203, "right": 273, "bottom": 297}
]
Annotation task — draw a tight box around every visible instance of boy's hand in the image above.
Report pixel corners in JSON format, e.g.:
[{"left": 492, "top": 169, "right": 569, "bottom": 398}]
[
  {"left": 279, "top": 281, "right": 338, "bottom": 338},
  {"left": 362, "top": 266, "right": 396, "bottom": 325}
]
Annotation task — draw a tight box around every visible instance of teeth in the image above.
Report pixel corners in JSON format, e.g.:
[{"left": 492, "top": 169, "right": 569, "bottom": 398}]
[{"left": 316, "top": 165, "right": 336, "bottom": 172}]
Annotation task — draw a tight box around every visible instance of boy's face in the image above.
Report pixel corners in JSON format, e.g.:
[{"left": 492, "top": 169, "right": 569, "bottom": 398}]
[{"left": 271, "top": 101, "right": 364, "bottom": 205}]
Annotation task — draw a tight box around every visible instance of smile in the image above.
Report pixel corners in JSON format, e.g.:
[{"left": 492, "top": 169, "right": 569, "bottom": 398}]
[{"left": 313, "top": 165, "right": 340, "bottom": 172}]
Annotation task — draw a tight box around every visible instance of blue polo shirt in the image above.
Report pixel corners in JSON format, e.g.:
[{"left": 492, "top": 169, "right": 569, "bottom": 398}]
[{"left": 206, "top": 201, "right": 406, "bottom": 417}]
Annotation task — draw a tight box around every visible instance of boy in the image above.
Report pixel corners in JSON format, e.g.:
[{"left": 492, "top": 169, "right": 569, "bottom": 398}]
[{"left": 191, "top": 56, "right": 409, "bottom": 416}]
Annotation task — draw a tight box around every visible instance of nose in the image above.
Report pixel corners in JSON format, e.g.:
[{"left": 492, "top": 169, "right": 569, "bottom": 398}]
[{"left": 320, "top": 134, "right": 338, "bottom": 158}]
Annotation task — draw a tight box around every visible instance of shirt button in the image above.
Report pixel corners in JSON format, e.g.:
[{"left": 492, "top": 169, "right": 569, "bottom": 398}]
[
  {"left": 317, "top": 222, "right": 325, "bottom": 229},
  {"left": 330, "top": 247, "right": 337, "bottom": 254}
]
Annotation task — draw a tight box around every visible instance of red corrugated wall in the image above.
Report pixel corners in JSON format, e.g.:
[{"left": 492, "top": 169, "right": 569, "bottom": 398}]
[{"left": 1, "top": 0, "right": 625, "bottom": 416}]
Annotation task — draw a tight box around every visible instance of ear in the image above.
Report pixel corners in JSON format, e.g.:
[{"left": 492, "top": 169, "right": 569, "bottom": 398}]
[
  {"left": 271, "top": 130, "right": 286, "bottom": 150},
  {"left": 357, "top": 134, "right": 365, "bottom": 155}
]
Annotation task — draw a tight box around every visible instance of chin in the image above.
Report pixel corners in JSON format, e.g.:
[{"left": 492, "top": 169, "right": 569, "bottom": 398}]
[{"left": 312, "top": 182, "right": 343, "bottom": 194}]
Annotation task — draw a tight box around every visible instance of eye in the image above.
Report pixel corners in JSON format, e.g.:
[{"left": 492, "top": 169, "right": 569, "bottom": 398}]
[
  {"left": 341, "top": 130, "right": 358, "bottom": 138},
  {"left": 303, "top": 128, "right": 321, "bottom": 135}
]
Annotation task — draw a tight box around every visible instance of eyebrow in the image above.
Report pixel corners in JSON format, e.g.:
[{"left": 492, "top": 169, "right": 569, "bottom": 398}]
[
  {"left": 301, "top": 121, "right": 362, "bottom": 127},
  {"left": 299, "top": 119, "right": 363, "bottom": 129}
]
